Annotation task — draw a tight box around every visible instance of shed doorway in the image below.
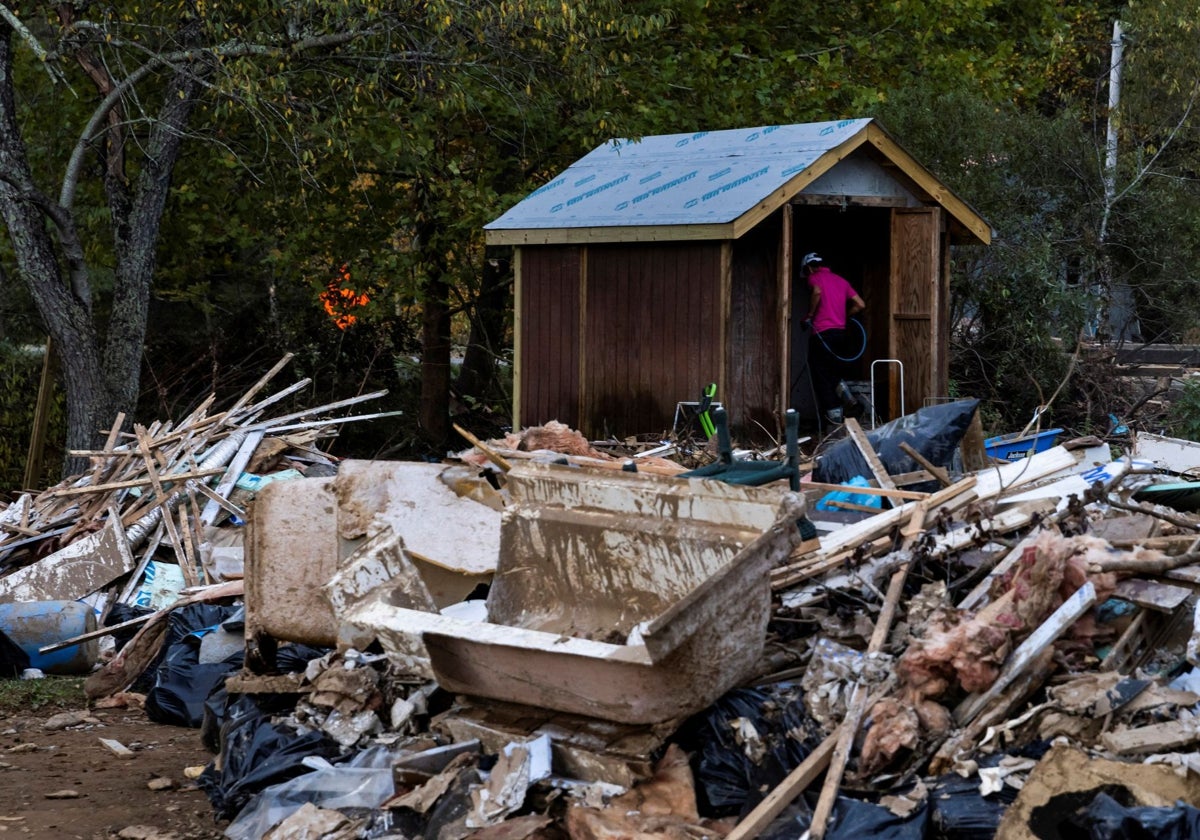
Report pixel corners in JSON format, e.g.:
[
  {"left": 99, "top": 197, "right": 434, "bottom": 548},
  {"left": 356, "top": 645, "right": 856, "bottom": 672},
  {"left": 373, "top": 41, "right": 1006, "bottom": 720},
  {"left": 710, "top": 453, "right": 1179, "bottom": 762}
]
[{"left": 788, "top": 205, "right": 892, "bottom": 426}]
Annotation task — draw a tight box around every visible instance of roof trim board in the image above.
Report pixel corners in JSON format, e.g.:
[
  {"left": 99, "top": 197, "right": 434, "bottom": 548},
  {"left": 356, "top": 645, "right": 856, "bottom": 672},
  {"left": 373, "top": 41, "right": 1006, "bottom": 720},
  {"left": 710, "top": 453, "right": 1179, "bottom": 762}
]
[
  {"left": 486, "top": 222, "right": 736, "bottom": 246},
  {"left": 864, "top": 126, "right": 991, "bottom": 244}
]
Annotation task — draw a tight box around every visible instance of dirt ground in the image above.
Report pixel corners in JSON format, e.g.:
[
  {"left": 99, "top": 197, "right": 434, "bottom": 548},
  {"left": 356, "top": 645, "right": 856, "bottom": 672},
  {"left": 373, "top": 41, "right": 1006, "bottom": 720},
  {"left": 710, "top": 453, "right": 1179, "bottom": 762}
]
[{"left": 0, "top": 704, "right": 226, "bottom": 840}]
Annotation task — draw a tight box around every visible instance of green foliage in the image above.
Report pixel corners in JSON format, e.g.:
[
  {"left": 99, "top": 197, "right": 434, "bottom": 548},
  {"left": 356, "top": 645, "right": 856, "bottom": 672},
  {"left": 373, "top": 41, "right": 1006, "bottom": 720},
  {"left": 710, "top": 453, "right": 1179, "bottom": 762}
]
[
  {"left": 874, "top": 88, "right": 1094, "bottom": 425},
  {"left": 611, "top": 0, "right": 1096, "bottom": 137},
  {"left": 1098, "top": 0, "right": 1200, "bottom": 343},
  {"left": 9, "top": 0, "right": 1200, "bottom": 462},
  {"left": 0, "top": 343, "right": 65, "bottom": 490},
  {"left": 1168, "top": 378, "right": 1200, "bottom": 442}
]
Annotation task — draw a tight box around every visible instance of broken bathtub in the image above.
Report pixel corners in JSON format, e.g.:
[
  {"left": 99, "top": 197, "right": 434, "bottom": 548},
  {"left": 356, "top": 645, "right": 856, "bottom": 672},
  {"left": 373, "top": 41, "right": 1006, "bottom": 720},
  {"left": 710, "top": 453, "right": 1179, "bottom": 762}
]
[{"left": 347, "top": 462, "right": 805, "bottom": 724}]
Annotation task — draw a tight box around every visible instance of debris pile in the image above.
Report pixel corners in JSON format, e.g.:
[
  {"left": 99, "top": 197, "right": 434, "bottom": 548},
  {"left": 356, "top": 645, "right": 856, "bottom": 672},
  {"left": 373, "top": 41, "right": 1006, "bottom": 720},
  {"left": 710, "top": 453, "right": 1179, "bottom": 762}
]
[
  {"left": 0, "top": 353, "right": 394, "bottom": 682},
  {"left": 9, "top": 392, "right": 1200, "bottom": 838}
]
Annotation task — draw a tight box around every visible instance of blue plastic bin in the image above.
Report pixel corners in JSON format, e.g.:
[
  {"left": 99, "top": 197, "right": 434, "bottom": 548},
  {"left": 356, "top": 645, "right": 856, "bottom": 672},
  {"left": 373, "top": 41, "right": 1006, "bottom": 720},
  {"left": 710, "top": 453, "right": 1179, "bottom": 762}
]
[
  {"left": 0, "top": 601, "right": 98, "bottom": 675},
  {"left": 983, "top": 428, "right": 1064, "bottom": 462}
]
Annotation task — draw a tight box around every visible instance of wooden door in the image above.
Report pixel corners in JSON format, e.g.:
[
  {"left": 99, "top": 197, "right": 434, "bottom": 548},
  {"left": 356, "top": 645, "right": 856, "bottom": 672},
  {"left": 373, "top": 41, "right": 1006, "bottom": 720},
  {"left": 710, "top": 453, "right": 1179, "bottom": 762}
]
[{"left": 888, "top": 208, "right": 943, "bottom": 417}]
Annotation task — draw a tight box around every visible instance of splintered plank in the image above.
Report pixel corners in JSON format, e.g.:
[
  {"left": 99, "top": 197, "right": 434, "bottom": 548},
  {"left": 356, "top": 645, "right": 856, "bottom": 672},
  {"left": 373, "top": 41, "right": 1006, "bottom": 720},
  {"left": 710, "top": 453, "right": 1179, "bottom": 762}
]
[
  {"left": 724, "top": 734, "right": 837, "bottom": 840},
  {"left": 898, "top": 441, "right": 953, "bottom": 487},
  {"left": 954, "top": 581, "right": 1098, "bottom": 725},
  {"left": 0, "top": 517, "right": 135, "bottom": 602},
  {"left": 843, "top": 417, "right": 898, "bottom": 497}
]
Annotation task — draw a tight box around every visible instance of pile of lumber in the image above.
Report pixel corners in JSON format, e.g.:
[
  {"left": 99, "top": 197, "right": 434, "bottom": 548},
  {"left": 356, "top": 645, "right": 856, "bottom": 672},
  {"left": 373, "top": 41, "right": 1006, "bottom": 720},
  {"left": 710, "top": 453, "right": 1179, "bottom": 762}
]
[{"left": 0, "top": 354, "right": 395, "bottom": 670}]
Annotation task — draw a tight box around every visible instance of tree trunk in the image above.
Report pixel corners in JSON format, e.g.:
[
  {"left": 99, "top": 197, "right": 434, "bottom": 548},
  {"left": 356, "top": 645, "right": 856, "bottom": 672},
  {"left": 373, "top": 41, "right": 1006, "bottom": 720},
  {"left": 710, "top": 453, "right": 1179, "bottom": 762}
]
[
  {"left": 0, "top": 21, "right": 206, "bottom": 475},
  {"left": 103, "top": 61, "right": 206, "bottom": 422},
  {"left": 0, "top": 27, "right": 107, "bottom": 472},
  {"left": 420, "top": 271, "right": 452, "bottom": 448},
  {"left": 457, "top": 249, "right": 511, "bottom": 402}
]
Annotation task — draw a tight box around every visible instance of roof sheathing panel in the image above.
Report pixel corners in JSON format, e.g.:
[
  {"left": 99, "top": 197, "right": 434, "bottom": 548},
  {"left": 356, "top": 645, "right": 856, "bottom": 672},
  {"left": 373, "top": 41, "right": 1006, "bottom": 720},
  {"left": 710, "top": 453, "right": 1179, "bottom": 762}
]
[{"left": 485, "top": 120, "right": 873, "bottom": 238}]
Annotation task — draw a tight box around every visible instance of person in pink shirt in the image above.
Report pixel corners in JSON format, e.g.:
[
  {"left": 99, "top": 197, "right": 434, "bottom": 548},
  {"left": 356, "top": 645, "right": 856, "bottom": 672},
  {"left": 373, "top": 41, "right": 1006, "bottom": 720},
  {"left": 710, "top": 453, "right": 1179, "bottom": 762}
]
[{"left": 802, "top": 252, "right": 866, "bottom": 424}]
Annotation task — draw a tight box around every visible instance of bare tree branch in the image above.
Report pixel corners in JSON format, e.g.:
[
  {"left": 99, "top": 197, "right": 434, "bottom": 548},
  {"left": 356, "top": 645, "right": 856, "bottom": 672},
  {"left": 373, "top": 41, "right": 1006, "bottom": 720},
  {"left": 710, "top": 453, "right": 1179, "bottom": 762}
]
[
  {"left": 0, "top": 2, "right": 70, "bottom": 86},
  {"left": 59, "top": 29, "right": 372, "bottom": 210},
  {"left": 0, "top": 171, "right": 90, "bottom": 308}
]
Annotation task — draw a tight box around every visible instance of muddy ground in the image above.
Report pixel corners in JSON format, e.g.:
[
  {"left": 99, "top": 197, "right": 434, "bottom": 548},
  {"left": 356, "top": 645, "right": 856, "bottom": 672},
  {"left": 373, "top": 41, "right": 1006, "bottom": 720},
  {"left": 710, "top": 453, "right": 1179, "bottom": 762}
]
[{"left": 0, "top": 703, "right": 226, "bottom": 839}]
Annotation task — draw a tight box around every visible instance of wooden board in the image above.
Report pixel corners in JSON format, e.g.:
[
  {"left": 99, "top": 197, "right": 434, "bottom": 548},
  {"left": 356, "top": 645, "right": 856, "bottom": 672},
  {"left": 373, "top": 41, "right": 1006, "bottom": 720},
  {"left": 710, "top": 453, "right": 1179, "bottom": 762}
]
[
  {"left": 1113, "top": 578, "right": 1192, "bottom": 612},
  {"left": 583, "top": 242, "right": 724, "bottom": 438}
]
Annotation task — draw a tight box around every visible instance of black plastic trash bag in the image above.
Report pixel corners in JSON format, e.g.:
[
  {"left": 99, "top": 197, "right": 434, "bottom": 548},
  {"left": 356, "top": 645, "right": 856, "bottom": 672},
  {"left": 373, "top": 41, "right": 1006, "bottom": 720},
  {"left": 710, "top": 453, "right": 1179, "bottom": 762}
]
[
  {"left": 813, "top": 399, "right": 980, "bottom": 487},
  {"left": 830, "top": 796, "right": 929, "bottom": 840},
  {"left": 677, "top": 685, "right": 820, "bottom": 817},
  {"left": 761, "top": 795, "right": 928, "bottom": 840},
  {"left": 104, "top": 603, "right": 155, "bottom": 648},
  {"left": 144, "top": 646, "right": 243, "bottom": 727},
  {"left": 143, "top": 603, "right": 244, "bottom": 726},
  {"left": 125, "top": 602, "right": 238, "bottom": 694},
  {"left": 199, "top": 643, "right": 329, "bottom": 753},
  {"left": 929, "top": 769, "right": 1017, "bottom": 839},
  {"left": 0, "top": 629, "right": 29, "bottom": 677},
  {"left": 198, "top": 694, "right": 343, "bottom": 820},
  {"left": 929, "top": 744, "right": 1051, "bottom": 839},
  {"left": 162, "top": 603, "right": 241, "bottom": 650}
]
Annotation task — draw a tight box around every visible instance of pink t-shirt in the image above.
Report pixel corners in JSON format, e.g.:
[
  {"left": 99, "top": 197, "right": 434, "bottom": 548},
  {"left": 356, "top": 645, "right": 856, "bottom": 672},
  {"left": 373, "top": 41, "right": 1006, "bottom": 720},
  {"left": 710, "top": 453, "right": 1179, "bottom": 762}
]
[{"left": 807, "top": 267, "right": 859, "bottom": 333}]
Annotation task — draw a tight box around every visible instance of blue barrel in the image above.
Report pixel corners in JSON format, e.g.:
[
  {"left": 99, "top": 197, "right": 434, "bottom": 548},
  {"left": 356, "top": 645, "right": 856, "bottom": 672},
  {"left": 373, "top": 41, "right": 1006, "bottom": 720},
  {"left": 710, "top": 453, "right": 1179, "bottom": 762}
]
[{"left": 0, "top": 601, "right": 98, "bottom": 675}]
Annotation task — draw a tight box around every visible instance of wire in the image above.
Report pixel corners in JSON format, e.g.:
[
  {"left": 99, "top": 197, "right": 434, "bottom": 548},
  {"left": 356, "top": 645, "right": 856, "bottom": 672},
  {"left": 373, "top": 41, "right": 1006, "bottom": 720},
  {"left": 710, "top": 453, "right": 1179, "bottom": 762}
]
[{"left": 814, "top": 317, "right": 868, "bottom": 363}]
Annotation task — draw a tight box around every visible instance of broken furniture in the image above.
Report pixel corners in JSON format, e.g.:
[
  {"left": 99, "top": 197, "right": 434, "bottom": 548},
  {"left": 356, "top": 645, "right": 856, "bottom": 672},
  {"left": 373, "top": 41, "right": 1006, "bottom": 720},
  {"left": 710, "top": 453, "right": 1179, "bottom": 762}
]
[{"left": 347, "top": 462, "right": 806, "bottom": 724}]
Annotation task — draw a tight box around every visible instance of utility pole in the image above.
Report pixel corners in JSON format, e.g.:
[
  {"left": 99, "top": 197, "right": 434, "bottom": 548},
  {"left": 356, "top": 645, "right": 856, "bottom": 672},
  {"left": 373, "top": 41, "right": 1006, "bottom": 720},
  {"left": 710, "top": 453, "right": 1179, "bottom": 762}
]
[
  {"left": 1103, "top": 19, "right": 1124, "bottom": 233},
  {"left": 1099, "top": 19, "right": 1138, "bottom": 342}
]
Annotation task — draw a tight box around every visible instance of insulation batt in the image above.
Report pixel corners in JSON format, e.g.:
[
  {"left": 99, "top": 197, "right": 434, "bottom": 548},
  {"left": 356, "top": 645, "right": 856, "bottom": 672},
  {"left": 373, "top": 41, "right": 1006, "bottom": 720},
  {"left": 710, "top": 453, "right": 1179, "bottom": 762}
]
[
  {"left": 517, "top": 421, "right": 609, "bottom": 457},
  {"left": 859, "top": 530, "right": 1128, "bottom": 775}
]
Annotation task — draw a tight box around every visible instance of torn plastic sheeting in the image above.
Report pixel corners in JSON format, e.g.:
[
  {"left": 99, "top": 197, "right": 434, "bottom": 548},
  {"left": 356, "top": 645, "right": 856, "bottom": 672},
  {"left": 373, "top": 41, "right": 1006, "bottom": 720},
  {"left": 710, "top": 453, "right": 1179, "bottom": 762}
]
[
  {"left": 224, "top": 745, "right": 395, "bottom": 840},
  {"left": 813, "top": 399, "right": 980, "bottom": 486},
  {"left": 198, "top": 699, "right": 344, "bottom": 820},
  {"left": 132, "top": 559, "right": 186, "bottom": 610},
  {"left": 1068, "top": 792, "right": 1200, "bottom": 840},
  {"left": 235, "top": 468, "right": 305, "bottom": 493}
]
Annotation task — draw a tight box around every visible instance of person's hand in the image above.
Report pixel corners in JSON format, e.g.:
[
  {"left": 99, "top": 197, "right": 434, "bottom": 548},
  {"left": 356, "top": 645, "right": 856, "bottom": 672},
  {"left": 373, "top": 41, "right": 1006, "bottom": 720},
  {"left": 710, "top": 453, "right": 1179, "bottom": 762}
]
[{"left": 801, "top": 317, "right": 813, "bottom": 331}]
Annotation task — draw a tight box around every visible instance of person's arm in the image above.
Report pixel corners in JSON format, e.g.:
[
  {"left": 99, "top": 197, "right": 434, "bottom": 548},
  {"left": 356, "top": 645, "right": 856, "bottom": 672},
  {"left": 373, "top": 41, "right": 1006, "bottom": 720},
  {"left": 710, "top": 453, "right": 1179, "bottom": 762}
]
[
  {"left": 807, "top": 285, "right": 823, "bottom": 320},
  {"left": 848, "top": 294, "right": 865, "bottom": 316}
]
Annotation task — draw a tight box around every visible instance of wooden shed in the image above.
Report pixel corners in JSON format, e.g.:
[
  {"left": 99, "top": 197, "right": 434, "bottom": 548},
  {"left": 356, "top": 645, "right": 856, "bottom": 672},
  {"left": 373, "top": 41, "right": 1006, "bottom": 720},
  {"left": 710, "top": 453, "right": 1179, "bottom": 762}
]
[{"left": 484, "top": 119, "right": 991, "bottom": 440}]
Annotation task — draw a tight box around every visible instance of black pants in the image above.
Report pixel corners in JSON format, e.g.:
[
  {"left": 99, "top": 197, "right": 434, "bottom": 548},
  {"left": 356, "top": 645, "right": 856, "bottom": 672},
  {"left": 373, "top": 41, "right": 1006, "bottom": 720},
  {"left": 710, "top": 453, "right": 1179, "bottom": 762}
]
[{"left": 809, "top": 328, "right": 850, "bottom": 413}]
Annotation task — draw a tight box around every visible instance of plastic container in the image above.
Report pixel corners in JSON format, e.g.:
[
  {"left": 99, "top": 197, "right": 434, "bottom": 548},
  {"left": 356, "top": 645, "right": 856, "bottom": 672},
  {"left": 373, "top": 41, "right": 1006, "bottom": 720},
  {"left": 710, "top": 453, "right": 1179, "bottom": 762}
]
[
  {"left": 0, "top": 601, "right": 98, "bottom": 675},
  {"left": 984, "top": 428, "right": 1063, "bottom": 462}
]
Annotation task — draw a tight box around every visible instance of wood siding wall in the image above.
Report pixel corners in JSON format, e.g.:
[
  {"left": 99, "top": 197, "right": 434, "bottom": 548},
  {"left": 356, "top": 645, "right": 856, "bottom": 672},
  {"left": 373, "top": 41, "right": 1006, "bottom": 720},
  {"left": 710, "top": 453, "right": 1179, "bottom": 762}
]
[
  {"left": 583, "top": 242, "right": 724, "bottom": 438},
  {"left": 519, "top": 246, "right": 582, "bottom": 428},
  {"left": 728, "top": 220, "right": 782, "bottom": 436}
]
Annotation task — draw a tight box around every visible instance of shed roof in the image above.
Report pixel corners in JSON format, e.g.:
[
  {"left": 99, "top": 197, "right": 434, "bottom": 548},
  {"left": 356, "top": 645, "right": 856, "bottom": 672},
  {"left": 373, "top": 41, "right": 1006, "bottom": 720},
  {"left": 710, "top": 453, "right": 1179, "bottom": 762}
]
[{"left": 485, "top": 119, "right": 990, "bottom": 246}]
